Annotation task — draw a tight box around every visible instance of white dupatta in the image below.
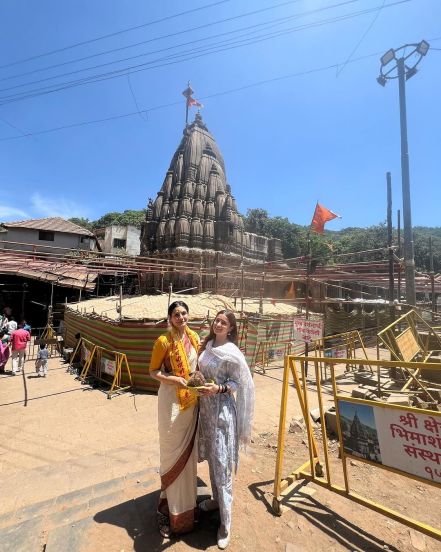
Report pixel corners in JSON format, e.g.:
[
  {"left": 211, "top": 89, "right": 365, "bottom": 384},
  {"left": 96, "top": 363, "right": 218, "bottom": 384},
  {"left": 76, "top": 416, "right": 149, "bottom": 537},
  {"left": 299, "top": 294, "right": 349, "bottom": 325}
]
[{"left": 206, "top": 341, "right": 255, "bottom": 450}]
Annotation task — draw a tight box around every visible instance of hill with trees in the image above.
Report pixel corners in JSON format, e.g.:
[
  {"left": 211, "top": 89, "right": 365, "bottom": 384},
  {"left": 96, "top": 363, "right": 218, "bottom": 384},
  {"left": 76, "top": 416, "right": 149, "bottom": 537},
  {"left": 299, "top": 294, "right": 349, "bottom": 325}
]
[{"left": 70, "top": 208, "right": 441, "bottom": 272}]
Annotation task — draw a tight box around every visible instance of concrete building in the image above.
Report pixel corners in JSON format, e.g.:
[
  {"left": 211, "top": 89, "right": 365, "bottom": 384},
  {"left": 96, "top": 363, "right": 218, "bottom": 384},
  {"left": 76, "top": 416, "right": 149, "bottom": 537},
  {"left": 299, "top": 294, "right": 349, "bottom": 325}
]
[
  {"left": 96, "top": 225, "right": 141, "bottom": 256},
  {"left": 0, "top": 217, "right": 96, "bottom": 253}
]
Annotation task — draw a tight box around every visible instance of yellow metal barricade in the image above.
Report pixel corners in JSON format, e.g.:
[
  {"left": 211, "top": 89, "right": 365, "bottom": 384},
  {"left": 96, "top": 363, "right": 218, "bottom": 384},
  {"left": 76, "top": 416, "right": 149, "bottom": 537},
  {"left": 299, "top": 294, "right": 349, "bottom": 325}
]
[
  {"left": 273, "top": 355, "right": 441, "bottom": 541},
  {"left": 70, "top": 337, "right": 133, "bottom": 399}
]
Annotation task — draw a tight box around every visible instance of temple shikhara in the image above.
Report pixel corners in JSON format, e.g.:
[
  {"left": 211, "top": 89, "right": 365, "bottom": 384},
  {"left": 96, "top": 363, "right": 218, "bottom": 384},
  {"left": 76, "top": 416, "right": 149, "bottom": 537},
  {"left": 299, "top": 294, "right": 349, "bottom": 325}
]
[{"left": 140, "top": 97, "right": 282, "bottom": 292}]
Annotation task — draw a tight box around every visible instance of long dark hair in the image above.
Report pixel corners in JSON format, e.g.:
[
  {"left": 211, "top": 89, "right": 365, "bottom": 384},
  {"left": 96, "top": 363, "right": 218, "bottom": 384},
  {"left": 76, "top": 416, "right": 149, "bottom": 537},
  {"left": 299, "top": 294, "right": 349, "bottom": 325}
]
[
  {"left": 168, "top": 300, "right": 189, "bottom": 318},
  {"left": 199, "top": 310, "right": 238, "bottom": 355}
]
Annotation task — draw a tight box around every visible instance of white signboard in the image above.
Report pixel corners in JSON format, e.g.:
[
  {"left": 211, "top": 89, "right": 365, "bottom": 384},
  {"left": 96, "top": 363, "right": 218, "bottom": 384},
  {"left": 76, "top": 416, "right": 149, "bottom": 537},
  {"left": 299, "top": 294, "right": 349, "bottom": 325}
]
[
  {"left": 338, "top": 400, "right": 441, "bottom": 484},
  {"left": 81, "top": 345, "right": 90, "bottom": 362},
  {"left": 101, "top": 358, "right": 116, "bottom": 376},
  {"left": 293, "top": 317, "right": 323, "bottom": 343}
]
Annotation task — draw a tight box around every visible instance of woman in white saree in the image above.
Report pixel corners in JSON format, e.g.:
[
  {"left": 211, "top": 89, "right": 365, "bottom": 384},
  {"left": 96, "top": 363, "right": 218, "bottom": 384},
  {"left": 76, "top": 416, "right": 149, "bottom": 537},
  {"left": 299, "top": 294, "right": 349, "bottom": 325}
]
[
  {"left": 149, "top": 301, "right": 200, "bottom": 538},
  {"left": 198, "top": 310, "right": 255, "bottom": 549}
]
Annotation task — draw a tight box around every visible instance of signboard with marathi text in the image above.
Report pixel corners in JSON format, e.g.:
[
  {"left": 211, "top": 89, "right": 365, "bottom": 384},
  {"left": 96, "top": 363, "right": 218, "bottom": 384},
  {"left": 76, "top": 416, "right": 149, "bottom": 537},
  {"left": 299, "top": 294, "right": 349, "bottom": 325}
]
[
  {"left": 293, "top": 317, "right": 323, "bottom": 343},
  {"left": 337, "top": 399, "right": 441, "bottom": 484},
  {"left": 101, "top": 358, "right": 116, "bottom": 376}
]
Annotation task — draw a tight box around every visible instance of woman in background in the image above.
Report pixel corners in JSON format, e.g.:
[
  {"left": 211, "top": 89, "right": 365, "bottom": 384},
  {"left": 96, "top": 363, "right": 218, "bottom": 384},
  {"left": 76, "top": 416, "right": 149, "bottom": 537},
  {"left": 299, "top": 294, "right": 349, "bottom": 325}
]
[
  {"left": 149, "top": 300, "right": 200, "bottom": 538},
  {"left": 0, "top": 330, "right": 10, "bottom": 373},
  {"left": 198, "top": 310, "right": 255, "bottom": 550}
]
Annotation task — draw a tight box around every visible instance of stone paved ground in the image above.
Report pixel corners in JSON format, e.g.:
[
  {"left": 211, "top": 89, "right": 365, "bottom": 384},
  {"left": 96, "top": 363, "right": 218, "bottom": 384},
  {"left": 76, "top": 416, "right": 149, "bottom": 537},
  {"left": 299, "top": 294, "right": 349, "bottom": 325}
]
[{"left": 0, "top": 354, "right": 440, "bottom": 552}]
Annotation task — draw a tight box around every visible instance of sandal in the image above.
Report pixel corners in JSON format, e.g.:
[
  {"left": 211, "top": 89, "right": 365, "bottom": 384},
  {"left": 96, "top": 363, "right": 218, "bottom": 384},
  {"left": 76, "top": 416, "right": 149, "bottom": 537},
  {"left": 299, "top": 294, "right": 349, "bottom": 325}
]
[
  {"left": 156, "top": 511, "right": 172, "bottom": 538},
  {"left": 199, "top": 498, "right": 219, "bottom": 512}
]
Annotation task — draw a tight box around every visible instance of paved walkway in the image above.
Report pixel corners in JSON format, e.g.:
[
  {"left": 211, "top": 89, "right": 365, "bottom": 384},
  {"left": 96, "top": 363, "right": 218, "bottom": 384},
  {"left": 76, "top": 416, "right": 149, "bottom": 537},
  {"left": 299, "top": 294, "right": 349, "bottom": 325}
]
[{"left": 0, "top": 354, "right": 305, "bottom": 551}]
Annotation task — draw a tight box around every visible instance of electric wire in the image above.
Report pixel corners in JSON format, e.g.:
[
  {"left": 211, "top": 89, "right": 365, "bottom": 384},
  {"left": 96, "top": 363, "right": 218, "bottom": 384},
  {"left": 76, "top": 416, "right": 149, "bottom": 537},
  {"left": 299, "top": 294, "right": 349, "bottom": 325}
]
[
  {"left": 0, "top": 0, "right": 233, "bottom": 70},
  {"left": 0, "top": 52, "right": 385, "bottom": 142},
  {"left": 0, "top": 1, "right": 411, "bottom": 106},
  {"left": 0, "top": 0, "right": 308, "bottom": 81},
  {"left": 0, "top": 0, "right": 364, "bottom": 91},
  {"left": 336, "top": 0, "right": 386, "bottom": 76}
]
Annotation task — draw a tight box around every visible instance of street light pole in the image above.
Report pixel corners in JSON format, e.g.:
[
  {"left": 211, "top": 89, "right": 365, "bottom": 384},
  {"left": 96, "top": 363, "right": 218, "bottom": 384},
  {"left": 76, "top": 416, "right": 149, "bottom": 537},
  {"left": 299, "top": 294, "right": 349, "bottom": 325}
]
[
  {"left": 377, "top": 40, "right": 430, "bottom": 306},
  {"left": 397, "top": 57, "right": 416, "bottom": 306}
]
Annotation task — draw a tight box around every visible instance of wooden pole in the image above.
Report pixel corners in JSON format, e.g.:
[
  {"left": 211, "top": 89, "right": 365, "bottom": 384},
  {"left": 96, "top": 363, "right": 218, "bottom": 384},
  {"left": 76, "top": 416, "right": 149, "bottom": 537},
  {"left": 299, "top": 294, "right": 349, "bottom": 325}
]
[
  {"left": 259, "top": 268, "right": 265, "bottom": 315},
  {"left": 214, "top": 252, "right": 219, "bottom": 294},
  {"left": 429, "top": 236, "right": 436, "bottom": 319},
  {"left": 119, "top": 285, "right": 123, "bottom": 322},
  {"left": 397, "top": 209, "right": 402, "bottom": 301},
  {"left": 240, "top": 265, "right": 244, "bottom": 314},
  {"left": 168, "top": 283, "right": 173, "bottom": 309}
]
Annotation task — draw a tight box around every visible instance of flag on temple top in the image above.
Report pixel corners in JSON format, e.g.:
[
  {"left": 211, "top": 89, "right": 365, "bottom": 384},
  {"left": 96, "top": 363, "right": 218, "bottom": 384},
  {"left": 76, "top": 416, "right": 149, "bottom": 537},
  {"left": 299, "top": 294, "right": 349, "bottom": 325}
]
[
  {"left": 187, "top": 96, "right": 204, "bottom": 108},
  {"left": 310, "top": 203, "right": 340, "bottom": 234},
  {"left": 285, "top": 282, "right": 296, "bottom": 299}
]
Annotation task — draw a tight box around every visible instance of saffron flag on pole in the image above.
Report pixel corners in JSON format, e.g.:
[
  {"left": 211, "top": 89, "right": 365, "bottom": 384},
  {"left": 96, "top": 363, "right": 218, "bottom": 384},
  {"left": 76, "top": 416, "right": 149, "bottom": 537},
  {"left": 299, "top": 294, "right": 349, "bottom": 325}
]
[
  {"left": 187, "top": 96, "right": 204, "bottom": 108},
  {"left": 310, "top": 203, "right": 340, "bottom": 234}
]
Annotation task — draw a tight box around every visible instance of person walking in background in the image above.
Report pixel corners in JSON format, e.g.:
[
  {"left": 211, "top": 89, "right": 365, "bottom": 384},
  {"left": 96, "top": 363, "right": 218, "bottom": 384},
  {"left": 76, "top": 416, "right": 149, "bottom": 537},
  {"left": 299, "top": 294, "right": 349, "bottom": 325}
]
[
  {"left": 10, "top": 323, "right": 30, "bottom": 375},
  {"left": 7, "top": 316, "right": 17, "bottom": 335},
  {"left": 0, "top": 307, "right": 11, "bottom": 331},
  {"left": 149, "top": 301, "right": 200, "bottom": 538},
  {"left": 0, "top": 330, "right": 10, "bottom": 373},
  {"left": 21, "top": 320, "right": 32, "bottom": 333},
  {"left": 198, "top": 310, "right": 255, "bottom": 550},
  {"left": 35, "top": 342, "right": 49, "bottom": 377}
]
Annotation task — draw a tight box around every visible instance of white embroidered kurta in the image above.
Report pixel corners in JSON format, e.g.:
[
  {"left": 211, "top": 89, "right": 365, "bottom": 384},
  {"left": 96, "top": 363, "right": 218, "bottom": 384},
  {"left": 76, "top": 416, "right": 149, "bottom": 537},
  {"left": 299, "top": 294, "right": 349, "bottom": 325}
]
[{"left": 198, "top": 341, "right": 254, "bottom": 533}]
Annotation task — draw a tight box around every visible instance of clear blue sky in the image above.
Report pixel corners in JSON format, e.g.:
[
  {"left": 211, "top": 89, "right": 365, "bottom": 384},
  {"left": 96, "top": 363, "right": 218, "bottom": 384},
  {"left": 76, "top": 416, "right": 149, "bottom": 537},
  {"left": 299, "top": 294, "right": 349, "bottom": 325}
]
[{"left": 0, "top": 0, "right": 440, "bottom": 230}]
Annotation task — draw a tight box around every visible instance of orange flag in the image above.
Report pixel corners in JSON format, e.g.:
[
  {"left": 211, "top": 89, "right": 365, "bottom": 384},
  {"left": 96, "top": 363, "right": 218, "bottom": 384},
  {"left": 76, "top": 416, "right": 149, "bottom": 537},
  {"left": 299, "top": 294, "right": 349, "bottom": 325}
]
[{"left": 311, "top": 203, "right": 340, "bottom": 234}]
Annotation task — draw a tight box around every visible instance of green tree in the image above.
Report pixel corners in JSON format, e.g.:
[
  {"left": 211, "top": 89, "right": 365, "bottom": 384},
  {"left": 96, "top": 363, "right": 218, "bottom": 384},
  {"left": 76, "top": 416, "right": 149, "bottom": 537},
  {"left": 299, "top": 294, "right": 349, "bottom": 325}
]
[
  {"left": 68, "top": 217, "right": 94, "bottom": 231},
  {"left": 93, "top": 209, "right": 146, "bottom": 229}
]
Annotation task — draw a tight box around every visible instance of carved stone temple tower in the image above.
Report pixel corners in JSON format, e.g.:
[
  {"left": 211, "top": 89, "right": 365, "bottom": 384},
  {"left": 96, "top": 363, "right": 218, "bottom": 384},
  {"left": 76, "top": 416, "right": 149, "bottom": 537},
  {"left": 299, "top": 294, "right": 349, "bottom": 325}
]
[{"left": 140, "top": 112, "right": 282, "bottom": 293}]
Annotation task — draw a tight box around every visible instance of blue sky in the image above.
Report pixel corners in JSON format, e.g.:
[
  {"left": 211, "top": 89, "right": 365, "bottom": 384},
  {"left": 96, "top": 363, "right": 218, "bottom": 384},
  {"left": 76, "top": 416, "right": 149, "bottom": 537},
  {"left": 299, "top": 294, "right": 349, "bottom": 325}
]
[{"left": 0, "top": 0, "right": 440, "bottom": 229}]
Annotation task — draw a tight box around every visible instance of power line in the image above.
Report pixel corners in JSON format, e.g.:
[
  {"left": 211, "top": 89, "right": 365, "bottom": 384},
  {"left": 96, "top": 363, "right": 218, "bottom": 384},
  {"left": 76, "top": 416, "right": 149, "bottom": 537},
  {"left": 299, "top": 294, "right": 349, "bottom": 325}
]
[
  {"left": 0, "top": 0, "right": 232, "bottom": 70},
  {"left": 0, "top": 0, "right": 306, "bottom": 82},
  {"left": 0, "top": 52, "right": 390, "bottom": 142},
  {"left": 0, "top": 0, "right": 354, "bottom": 87},
  {"left": 4, "top": 29, "right": 439, "bottom": 143},
  {"left": 0, "top": 1, "right": 412, "bottom": 106},
  {"left": 336, "top": 0, "right": 386, "bottom": 76}
]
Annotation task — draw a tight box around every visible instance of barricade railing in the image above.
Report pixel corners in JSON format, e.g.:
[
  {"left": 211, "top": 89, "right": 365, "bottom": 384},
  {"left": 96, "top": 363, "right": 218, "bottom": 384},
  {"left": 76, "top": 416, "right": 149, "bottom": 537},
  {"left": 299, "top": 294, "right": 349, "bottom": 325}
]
[
  {"left": 26, "top": 325, "right": 63, "bottom": 360},
  {"left": 273, "top": 355, "right": 441, "bottom": 541},
  {"left": 70, "top": 337, "right": 133, "bottom": 399}
]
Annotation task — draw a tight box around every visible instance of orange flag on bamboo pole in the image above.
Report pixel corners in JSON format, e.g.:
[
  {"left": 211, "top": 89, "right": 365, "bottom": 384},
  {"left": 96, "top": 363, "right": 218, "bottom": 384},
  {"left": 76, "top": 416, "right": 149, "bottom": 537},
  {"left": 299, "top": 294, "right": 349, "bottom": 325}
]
[{"left": 310, "top": 203, "right": 340, "bottom": 234}]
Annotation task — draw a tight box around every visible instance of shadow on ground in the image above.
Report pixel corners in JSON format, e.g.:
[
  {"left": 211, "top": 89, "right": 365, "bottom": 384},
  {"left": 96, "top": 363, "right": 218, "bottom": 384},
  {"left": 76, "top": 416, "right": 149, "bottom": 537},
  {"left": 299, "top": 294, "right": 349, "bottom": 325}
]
[
  {"left": 94, "top": 479, "right": 220, "bottom": 551},
  {"left": 248, "top": 479, "right": 400, "bottom": 552}
]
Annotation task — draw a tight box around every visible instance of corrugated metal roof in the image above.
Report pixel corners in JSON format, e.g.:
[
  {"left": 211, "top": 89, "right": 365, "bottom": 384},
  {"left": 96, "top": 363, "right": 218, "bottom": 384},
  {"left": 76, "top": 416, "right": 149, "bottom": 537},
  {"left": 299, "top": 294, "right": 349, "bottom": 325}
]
[
  {"left": 0, "top": 254, "right": 97, "bottom": 290},
  {"left": 2, "top": 217, "right": 94, "bottom": 237},
  {"left": 67, "top": 292, "right": 299, "bottom": 321}
]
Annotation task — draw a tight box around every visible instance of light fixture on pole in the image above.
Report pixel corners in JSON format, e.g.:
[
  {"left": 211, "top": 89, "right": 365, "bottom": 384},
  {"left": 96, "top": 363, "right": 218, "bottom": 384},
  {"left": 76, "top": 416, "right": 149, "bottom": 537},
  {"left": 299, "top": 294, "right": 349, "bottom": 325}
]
[{"left": 377, "top": 41, "right": 430, "bottom": 306}]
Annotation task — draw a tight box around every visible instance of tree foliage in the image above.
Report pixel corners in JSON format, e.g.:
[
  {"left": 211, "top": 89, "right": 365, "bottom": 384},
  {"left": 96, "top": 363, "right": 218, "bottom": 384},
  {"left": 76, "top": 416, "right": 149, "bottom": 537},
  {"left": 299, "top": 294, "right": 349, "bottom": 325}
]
[
  {"left": 69, "top": 209, "right": 146, "bottom": 231},
  {"left": 70, "top": 207, "right": 441, "bottom": 272},
  {"left": 69, "top": 217, "right": 94, "bottom": 231},
  {"left": 243, "top": 208, "right": 441, "bottom": 272}
]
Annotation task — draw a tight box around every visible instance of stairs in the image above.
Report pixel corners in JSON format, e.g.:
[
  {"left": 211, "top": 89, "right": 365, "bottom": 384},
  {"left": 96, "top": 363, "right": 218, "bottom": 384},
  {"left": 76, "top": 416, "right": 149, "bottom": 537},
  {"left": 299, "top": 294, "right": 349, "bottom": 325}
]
[{"left": 0, "top": 467, "right": 159, "bottom": 552}]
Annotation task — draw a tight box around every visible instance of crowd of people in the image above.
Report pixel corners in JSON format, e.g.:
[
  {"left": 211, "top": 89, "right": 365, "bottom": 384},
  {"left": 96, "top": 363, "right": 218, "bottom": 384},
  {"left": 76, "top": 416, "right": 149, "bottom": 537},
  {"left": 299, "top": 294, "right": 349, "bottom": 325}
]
[
  {"left": 150, "top": 301, "right": 255, "bottom": 549},
  {"left": 0, "top": 307, "right": 46, "bottom": 376}
]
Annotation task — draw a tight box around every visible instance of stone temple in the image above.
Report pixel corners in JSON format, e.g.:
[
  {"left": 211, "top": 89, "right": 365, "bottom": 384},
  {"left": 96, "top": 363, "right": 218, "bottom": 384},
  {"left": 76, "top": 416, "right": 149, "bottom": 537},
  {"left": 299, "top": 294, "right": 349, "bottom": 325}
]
[{"left": 140, "top": 112, "right": 282, "bottom": 292}]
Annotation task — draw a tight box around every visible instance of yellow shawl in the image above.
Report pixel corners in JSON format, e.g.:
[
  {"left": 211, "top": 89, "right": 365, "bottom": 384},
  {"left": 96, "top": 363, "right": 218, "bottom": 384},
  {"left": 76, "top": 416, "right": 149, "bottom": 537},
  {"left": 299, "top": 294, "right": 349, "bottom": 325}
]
[{"left": 168, "top": 326, "right": 199, "bottom": 410}]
